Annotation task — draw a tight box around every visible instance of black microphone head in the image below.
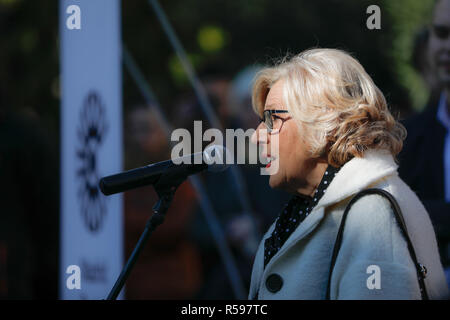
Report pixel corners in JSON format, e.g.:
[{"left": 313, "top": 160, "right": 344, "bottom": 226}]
[{"left": 203, "top": 145, "right": 231, "bottom": 172}]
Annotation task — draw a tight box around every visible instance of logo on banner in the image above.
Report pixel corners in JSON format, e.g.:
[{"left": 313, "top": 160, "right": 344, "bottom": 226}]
[
  {"left": 76, "top": 91, "right": 109, "bottom": 233},
  {"left": 81, "top": 260, "right": 107, "bottom": 284}
]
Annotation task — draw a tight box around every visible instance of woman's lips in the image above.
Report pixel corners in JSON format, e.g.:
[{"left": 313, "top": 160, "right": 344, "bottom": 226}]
[{"left": 263, "top": 154, "right": 276, "bottom": 168}]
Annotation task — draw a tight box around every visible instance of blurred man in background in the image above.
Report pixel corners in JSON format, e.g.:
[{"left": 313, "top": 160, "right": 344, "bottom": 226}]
[
  {"left": 399, "top": 0, "right": 450, "bottom": 285},
  {"left": 0, "top": 106, "right": 58, "bottom": 299},
  {"left": 123, "top": 106, "right": 202, "bottom": 299}
]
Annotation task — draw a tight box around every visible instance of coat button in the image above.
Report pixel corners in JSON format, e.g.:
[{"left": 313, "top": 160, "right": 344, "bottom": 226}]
[{"left": 266, "top": 273, "right": 283, "bottom": 293}]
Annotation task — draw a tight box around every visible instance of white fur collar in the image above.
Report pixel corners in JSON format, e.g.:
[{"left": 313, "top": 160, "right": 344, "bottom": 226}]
[{"left": 316, "top": 149, "right": 399, "bottom": 210}]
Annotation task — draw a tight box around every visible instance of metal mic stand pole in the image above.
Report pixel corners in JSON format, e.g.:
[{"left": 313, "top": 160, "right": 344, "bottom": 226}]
[{"left": 106, "top": 182, "right": 180, "bottom": 300}]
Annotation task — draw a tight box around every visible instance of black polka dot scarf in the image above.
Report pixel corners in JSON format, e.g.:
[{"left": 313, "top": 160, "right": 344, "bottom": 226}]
[{"left": 263, "top": 164, "right": 341, "bottom": 269}]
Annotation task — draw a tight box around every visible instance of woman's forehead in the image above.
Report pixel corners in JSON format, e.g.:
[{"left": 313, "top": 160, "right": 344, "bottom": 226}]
[{"left": 264, "top": 80, "right": 286, "bottom": 111}]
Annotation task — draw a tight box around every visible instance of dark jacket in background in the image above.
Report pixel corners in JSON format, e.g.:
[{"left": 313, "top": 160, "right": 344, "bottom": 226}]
[
  {"left": 0, "top": 112, "right": 59, "bottom": 299},
  {"left": 398, "top": 96, "right": 450, "bottom": 267}
]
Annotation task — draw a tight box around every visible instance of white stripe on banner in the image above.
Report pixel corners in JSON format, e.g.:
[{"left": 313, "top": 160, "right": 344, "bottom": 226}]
[{"left": 59, "top": 0, "right": 123, "bottom": 299}]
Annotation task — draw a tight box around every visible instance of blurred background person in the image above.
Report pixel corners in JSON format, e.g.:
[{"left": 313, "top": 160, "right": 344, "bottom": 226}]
[
  {"left": 123, "top": 105, "right": 202, "bottom": 299},
  {"left": 398, "top": 0, "right": 450, "bottom": 286},
  {"left": 411, "top": 27, "right": 442, "bottom": 100},
  {"left": 176, "top": 71, "right": 259, "bottom": 299},
  {"left": 0, "top": 106, "right": 58, "bottom": 299}
]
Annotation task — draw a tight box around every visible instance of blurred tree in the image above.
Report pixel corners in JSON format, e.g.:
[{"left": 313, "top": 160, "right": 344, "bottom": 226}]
[
  {"left": 383, "top": 0, "right": 435, "bottom": 111},
  {"left": 0, "top": 0, "right": 59, "bottom": 132}
]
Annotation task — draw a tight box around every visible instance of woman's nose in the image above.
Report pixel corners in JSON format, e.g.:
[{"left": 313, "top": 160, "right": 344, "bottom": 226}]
[{"left": 251, "top": 122, "right": 268, "bottom": 145}]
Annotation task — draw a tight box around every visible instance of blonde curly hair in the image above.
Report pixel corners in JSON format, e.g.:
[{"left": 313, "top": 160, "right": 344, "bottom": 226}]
[{"left": 252, "top": 48, "right": 407, "bottom": 167}]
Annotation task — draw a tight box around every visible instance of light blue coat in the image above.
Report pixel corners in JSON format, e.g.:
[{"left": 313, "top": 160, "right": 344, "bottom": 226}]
[{"left": 249, "top": 150, "right": 449, "bottom": 299}]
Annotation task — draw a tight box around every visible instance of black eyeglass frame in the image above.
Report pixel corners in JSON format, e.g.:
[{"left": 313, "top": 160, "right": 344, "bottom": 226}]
[{"left": 259, "top": 109, "right": 291, "bottom": 134}]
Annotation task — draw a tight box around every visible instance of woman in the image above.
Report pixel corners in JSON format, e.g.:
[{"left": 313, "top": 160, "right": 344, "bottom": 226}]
[{"left": 249, "top": 48, "right": 449, "bottom": 299}]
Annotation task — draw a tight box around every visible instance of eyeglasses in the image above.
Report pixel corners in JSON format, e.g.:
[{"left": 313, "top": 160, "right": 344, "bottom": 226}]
[
  {"left": 432, "top": 24, "right": 450, "bottom": 40},
  {"left": 259, "top": 109, "right": 291, "bottom": 134}
]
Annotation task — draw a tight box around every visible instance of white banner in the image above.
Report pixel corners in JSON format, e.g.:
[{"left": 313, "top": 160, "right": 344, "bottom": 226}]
[{"left": 59, "top": 0, "right": 123, "bottom": 299}]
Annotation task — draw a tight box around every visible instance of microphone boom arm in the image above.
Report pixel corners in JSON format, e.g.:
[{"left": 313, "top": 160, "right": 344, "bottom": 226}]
[{"left": 105, "top": 173, "right": 184, "bottom": 300}]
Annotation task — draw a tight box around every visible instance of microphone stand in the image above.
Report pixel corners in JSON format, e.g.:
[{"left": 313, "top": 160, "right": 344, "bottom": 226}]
[{"left": 105, "top": 175, "right": 184, "bottom": 300}]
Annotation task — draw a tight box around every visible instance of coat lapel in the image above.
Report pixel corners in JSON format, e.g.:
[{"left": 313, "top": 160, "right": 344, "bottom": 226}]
[
  {"left": 262, "top": 206, "right": 326, "bottom": 272},
  {"left": 250, "top": 205, "right": 326, "bottom": 298},
  {"left": 249, "top": 223, "right": 275, "bottom": 298}
]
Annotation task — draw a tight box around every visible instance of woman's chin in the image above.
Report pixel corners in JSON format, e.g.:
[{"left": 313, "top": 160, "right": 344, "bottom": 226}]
[{"left": 268, "top": 173, "right": 283, "bottom": 190}]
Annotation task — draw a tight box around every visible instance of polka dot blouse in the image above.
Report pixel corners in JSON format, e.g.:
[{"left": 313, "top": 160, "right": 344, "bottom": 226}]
[{"left": 264, "top": 164, "right": 341, "bottom": 269}]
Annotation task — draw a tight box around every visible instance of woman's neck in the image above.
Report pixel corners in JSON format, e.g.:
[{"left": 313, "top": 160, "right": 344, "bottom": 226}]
[{"left": 294, "top": 161, "right": 329, "bottom": 198}]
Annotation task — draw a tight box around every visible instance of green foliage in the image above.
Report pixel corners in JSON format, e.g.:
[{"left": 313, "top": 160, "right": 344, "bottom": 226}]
[
  {"left": 383, "top": 0, "right": 435, "bottom": 110},
  {"left": 0, "top": 0, "right": 22, "bottom": 7},
  {"left": 197, "top": 25, "right": 227, "bottom": 54},
  {"left": 0, "top": 0, "right": 59, "bottom": 132},
  {"left": 168, "top": 53, "right": 203, "bottom": 86}
]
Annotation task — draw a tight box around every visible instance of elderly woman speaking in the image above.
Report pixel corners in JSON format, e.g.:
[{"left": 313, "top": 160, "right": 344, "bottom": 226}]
[{"left": 249, "top": 48, "right": 449, "bottom": 299}]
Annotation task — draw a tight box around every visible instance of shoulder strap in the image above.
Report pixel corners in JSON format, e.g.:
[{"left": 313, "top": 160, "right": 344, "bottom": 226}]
[{"left": 326, "top": 188, "right": 429, "bottom": 300}]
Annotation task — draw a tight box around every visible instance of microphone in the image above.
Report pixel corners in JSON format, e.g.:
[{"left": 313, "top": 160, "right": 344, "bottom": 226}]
[{"left": 99, "top": 145, "right": 230, "bottom": 195}]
